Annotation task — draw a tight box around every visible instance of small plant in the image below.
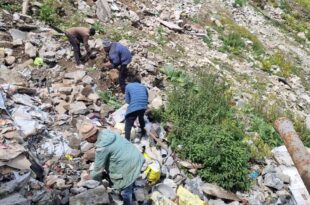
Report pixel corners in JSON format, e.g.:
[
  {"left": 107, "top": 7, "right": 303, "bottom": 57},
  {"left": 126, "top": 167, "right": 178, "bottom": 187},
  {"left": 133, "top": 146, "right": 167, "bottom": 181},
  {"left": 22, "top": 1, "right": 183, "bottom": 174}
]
[
  {"left": 92, "top": 21, "right": 105, "bottom": 34},
  {"left": 203, "top": 28, "right": 213, "bottom": 48},
  {"left": 221, "top": 17, "right": 265, "bottom": 56},
  {"left": 234, "top": 0, "right": 247, "bottom": 7},
  {"left": 98, "top": 90, "right": 122, "bottom": 109},
  {"left": 39, "top": 0, "right": 60, "bottom": 25},
  {"left": 156, "top": 26, "right": 168, "bottom": 46},
  {"left": 0, "top": 1, "right": 21, "bottom": 12},
  {"left": 261, "top": 51, "right": 295, "bottom": 77},
  {"left": 160, "top": 65, "right": 196, "bottom": 89},
  {"left": 220, "top": 32, "right": 245, "bottom": 55}
]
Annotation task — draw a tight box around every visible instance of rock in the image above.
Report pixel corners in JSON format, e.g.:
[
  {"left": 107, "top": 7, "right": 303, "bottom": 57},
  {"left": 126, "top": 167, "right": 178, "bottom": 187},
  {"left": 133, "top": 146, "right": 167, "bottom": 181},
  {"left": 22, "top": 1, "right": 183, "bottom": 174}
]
[
  {"left": 96, "top": 0, "right": 112, "bottom": 22},
  {"left": 69, "top": 101, "right": 88, "bottom": 115},
  {"left": 297, "top": 32, "right": 306, "bottom": 40},
  {"left": 65, "top": 70, "right": 86, "bottom": 82},
  {"left": 151, "top": 96, "right": 163, "bottom": 109},
  {"left": 25, "top": 42, "right": 37, "bottom": 57},
  {"left": 42, "top": 51, "right": 56, "bottom": 63},
  {"left": 46, "top": 175, "right": 59, "bottom": 187},
  {"left": 5, "top": 56, "right": 16, "bottom": 65},
  {"left": 0, "top": 172, "right": 31, "bottom": 196},
  {"left": 154, "top": 183, "right": 177, "bottom": 200},
  {"left": 202, "top": 183, "right": 240, "bottom": 201},
  {"left": 55, "top": 101, "right": 69, "bottom": 114},
  {"left": 68, "top": 149, "right": 81, "bottom": 157},
  {"left": 0, "top": 193, "right": 30, "bottom": 205},
  {"left": 78, "top": 180, "right": 100, "bottom": 189},
  {"left": 209, "top": 199, "right": 227, "bottom": 205},
  {"left": 169, "top": 167, "right": 180, "bottom": 179},
  {"left": 100, "top": 104, "right": 114, "bottom": 117},
  {"left": 78, "top": 0, "right": 91, "bottom": 14},
  {"left": 158, "top": 19, "right": 183, "bottom": 31},
  {"left": 128, "top": 10, "right": 140, "bottom": 23},
  {"left": 82, "top": 75, "right": 94, "bottom": 84},
  {"left": 81, "top": 142, "right": 94, "bottom": 153},
  {"left": 71, "top": 187, "right": 87, "bottom": 194},
  {"left": 9, "top": 29, "right": 28, "bottom": 45},
  {"left": 69, "top": 186, "right": 110, "bottom": 205},
  {"left": 264, "top": 173, "right": 284, "bottom": 190},
  {"left": 68, "top": 134, "right": 81, "bottom": 149},
  {"left": 0, "top": 47, "right": 5, "bottom": 58}
]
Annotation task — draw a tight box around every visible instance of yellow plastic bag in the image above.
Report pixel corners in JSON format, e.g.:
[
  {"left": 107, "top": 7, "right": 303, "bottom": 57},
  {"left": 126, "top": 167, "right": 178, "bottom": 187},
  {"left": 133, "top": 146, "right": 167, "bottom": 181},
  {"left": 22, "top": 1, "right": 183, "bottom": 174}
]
[
  {"left": 143, "top": 153, "right": 161, "bottom": 185},
  {"left": 177, "top": 186, "right": 206, "bottom": 205}
]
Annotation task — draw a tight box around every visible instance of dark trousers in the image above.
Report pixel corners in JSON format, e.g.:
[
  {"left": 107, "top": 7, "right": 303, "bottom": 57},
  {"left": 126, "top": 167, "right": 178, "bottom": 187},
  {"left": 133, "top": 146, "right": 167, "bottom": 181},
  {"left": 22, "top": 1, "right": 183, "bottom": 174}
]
[
  {"left": 119, "top": 64, "right": 128, "bottom": 93},
  {"left": 67, "top": 35, "right": 82, "bottom": 65},
  {"left": 125, "top": 109, "right": 146, "bottom": 141}
]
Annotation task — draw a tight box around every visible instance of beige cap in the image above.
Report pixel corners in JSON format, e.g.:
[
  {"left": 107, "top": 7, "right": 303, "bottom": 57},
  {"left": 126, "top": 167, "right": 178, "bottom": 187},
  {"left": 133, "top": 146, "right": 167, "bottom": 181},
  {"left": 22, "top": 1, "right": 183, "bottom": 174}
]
[{"left": 79, "top": 122, "right": 98, "bottom": 140}]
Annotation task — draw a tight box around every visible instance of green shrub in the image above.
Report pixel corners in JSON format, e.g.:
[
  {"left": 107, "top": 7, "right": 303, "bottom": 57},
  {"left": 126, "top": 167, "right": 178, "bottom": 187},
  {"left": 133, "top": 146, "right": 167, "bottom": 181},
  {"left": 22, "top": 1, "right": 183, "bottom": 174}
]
[
  {"left": 220, "top": 32, "right": 246, "bottom": 55},
  {"left": 39, "top": 0, "right": 60, "bottom": 24},
  {"left": 164, "top": 73, "right": 251, "bottom": 191}
]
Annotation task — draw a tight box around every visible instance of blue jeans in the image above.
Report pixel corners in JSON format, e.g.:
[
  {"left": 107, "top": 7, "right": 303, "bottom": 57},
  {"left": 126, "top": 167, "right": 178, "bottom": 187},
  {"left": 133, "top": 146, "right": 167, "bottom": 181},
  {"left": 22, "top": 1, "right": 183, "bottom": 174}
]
[{"left": 121, "top": 183, "right": 134, "bottom": 205}]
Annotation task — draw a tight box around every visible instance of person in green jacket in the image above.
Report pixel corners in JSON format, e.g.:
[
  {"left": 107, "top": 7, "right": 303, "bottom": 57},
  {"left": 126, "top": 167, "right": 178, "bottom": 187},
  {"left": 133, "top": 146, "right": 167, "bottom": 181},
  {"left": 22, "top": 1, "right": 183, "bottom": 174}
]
[{"left": 79, "top": 122, "right": 145, "bottom": 205}]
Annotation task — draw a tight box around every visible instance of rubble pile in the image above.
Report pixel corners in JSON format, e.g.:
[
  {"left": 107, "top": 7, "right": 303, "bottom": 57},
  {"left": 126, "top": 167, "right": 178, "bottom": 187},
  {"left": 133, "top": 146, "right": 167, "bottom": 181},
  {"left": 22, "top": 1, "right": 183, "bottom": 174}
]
[{"left": 1, "top": 0, "right": 310, "bottom": 205}]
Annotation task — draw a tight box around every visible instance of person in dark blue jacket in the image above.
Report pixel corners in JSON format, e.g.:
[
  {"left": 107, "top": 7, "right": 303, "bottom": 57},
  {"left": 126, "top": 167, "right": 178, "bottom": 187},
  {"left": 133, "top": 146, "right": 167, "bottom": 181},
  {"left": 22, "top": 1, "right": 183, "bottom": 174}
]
[
  {"left": 102, "top": 39, "right": 132, "bottom": 93},
  {"left": 124, "top": 76, "right": 148, "bottom": 141}
]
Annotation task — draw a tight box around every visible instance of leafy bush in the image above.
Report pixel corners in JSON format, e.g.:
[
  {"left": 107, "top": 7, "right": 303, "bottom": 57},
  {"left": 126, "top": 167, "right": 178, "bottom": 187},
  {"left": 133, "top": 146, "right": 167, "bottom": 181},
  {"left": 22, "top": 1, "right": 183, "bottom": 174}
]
[
  {"left": 220, "top": 32, "right": 245, "bottom": 55},
  {"left": 39, "top": 0, "right": 60, "bottom": 24},
  {"left": 164, "top": 73, "right": 251, "bottom": 191}
]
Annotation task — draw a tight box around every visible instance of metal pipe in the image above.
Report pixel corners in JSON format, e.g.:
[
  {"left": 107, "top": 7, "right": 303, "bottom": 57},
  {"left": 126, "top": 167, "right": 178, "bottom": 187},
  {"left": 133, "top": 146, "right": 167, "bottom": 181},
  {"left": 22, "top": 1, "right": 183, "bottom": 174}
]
[{"left": 274, "top": 117, "right": 310, "bottom": 194}]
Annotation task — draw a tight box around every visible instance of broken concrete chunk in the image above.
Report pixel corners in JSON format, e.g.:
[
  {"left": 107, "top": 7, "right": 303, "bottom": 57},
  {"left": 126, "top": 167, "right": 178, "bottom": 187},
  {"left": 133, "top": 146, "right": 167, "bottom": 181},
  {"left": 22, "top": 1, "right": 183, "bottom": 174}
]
[
  {"left": 96, "top": 0, "right": 112, "bottom": 22},
  {"left": 0, "top": 172, "right": 31, "bottom": 196},
  {"left": 0, "top": 193, "right": 30, "bottom": 205},
  {"left": 25, "top": 42, "right": 37, "bottom": 58},
  {"left": 64, "top": 70, "right": 86, "bottom": 82},
  {"left": 69, "top": 101, "right": 88, "bottom": 115},
  {"left": 69, "top": 186, "right": 110, "bottom": 205},
  {"left": 5, "top": 56, "right": 16, "bottom": 65},
  {"left": 158, "top": 19, "right": 183, "bottom": 31},
  {"left": 12, "top": 94, "right": 35, "bottom": 107},
  {"left": 55, "top": 101, "right": 69, "bottom": 114},
  {"left": 202, "top": 183, "right": 240, "bottom": 201},
  {"left": 264, "top": 173, "right": 284, "bottom": 190}
]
